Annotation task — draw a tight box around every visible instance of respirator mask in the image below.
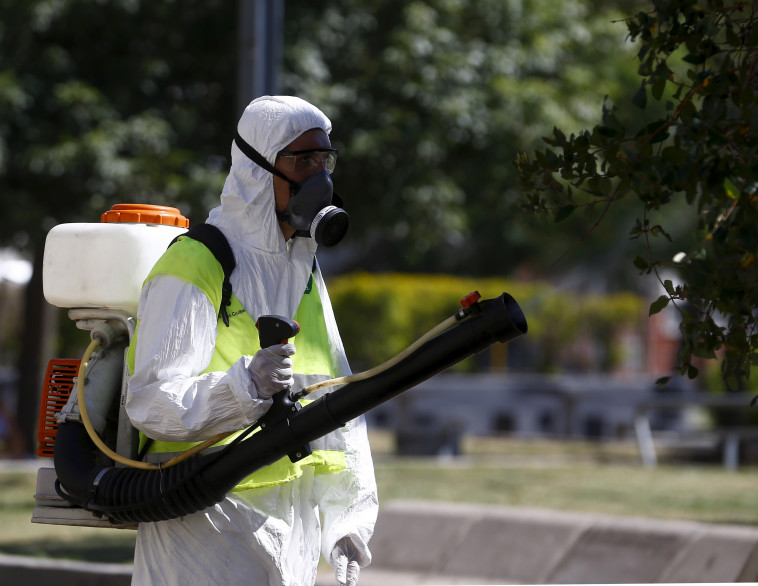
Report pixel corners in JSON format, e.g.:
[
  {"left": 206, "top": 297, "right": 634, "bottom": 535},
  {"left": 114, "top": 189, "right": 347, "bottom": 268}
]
[{"left": 234, "top": 131, "right": 350, "bottom": 247}]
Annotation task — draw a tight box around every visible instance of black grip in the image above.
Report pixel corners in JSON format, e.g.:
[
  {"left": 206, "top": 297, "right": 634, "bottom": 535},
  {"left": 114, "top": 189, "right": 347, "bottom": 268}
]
[{"left": 256, "top": 315, "right": 300, "bottom": 348}]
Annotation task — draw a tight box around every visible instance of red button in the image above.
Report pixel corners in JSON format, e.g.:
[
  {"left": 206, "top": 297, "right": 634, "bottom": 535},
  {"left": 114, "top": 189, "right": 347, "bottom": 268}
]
[{"left": 460, "top": 291, "right": 481, "bottom": 308}]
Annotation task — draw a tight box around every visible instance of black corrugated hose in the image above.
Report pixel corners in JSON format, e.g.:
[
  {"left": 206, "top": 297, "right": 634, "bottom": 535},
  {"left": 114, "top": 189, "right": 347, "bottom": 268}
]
[{"left": 54, "top": 292, "right": 527, "bottom": 524}]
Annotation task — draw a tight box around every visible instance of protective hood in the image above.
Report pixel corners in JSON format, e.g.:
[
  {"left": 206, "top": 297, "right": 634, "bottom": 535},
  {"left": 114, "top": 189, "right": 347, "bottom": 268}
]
[{"left": 207, "top": 96, "right": 332, "bottom": 320}]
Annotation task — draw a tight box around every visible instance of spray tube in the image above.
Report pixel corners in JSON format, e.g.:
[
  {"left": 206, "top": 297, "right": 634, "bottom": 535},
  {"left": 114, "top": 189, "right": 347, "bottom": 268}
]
[{"left": 53, "top": 292, "right": 527, "bottom": 524}]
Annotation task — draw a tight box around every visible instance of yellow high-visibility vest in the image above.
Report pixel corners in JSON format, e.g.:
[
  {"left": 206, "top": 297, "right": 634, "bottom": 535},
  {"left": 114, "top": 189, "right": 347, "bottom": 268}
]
[{"left": 126, "top": 236, "right": 346, "bottom": 490}]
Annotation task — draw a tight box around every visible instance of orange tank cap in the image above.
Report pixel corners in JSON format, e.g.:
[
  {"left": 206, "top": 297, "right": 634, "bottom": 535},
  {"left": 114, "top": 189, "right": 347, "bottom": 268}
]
[{"left": 101, "top": 204, "right": 190, "bottom": 228}]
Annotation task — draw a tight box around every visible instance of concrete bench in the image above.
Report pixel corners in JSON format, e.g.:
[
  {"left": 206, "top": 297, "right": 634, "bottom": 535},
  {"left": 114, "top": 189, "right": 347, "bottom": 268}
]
[
  {"left": 316, "top": 500, "right": 758, "bottom": 585},
  {"left": 633, "top": 393, "right": 757, "bottom": 469}
]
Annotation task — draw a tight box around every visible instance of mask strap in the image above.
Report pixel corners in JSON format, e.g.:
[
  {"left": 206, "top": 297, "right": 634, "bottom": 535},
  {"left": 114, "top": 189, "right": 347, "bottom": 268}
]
[{"left": 234, "top": 131, "right": 294, "bottom": 184}]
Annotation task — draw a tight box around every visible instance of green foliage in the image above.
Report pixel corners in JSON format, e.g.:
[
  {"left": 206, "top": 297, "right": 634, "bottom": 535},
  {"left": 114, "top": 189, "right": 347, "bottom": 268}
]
[
  {"left": 327, "top": 272, "right": 645, "bottom": 373},
  {"left": 328, "top": 272, "right": 530, "bottom": 369},
  {"left": 0, "top": 0, "right": 234, "bottom": 251},
  {"left": 283, "top": 0, "right": 642, "bottom": 274},
  {"left": 0, "top": 0, "right": 698, "bottom": 376},
  {"left": 516, "top": 0, "right": 758, "bottom": 387},
  {"left": 0, "top": 0, "right": 647, "bottom": 269}
]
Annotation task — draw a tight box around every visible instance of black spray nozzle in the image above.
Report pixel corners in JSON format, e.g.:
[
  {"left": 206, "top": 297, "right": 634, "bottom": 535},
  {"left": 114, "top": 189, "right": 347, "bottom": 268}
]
[
  {"left": 54, "top": 292, "right": 527, "bottom": 524},
  {"left": 256, "top": 315, "right": 300, "bottom": 348}
]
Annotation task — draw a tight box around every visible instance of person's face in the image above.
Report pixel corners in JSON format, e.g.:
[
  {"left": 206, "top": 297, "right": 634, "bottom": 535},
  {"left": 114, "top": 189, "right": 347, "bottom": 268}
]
[{"left": 273, "top": 128, "right": 333, "bottom": 241}]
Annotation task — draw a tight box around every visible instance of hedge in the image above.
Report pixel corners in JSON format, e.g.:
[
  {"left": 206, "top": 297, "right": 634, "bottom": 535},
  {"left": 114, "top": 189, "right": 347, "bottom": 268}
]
[{"left": 326, "top": 272, "right": 646, "bottom": 373}]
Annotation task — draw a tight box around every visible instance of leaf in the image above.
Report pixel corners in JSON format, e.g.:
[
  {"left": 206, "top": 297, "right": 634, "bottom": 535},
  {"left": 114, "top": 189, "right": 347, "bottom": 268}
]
[
  {"left": 543, "top": 149, "right": 560, "bottom": 165},
  {"left": 649, "top": 295, "right": 670, "bottom": 315},
  {"left": 554, "top": 205, "right": 576, "bottom": 223},
  {"left": 663, "top": 279, "right": 675, "bottom": 295},
  {"left": 632, "top": 84, "right": 647, "bottom": 109},
  {"left": 661, "top": 146, "right": 689, "bottom": 165},
  {"left": 636, "top": 119, "right": 670, "bottom": 143},
  {"left": 724, "top": 178, "right": 739, "bottom": 199},
  {"left": 655, "top": 376, "right": 673, "bottom": 387},
  {"left": 683, "top": 53, "right": 706, "bottom": 65},
  {"left": 725, "top": 24, "right": 740, "bottom": 48},
  {"left": 650, "top": 224, "right": 673, "bottom": 242},
  {"left": 596, "top": 125, "right": 620, "bottom": 138},
  {"left": 634, "top": 256, "right": 649, "bottom": 271},
  {"left": 651, "top": 74, "right": 667, "bottom": 101}
]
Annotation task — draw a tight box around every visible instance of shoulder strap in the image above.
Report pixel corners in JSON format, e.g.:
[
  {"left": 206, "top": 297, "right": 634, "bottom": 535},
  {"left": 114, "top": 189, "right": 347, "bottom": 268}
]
[
  {"left": 170, "top": 223, "right": 236, "bottom": 327},
  {"left": 234, "top": 131, "right": 292, "bottom": 183}
]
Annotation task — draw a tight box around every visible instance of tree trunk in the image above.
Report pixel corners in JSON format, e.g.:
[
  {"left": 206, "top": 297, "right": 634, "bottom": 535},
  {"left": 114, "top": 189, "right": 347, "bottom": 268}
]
[{"left": 15, "top": 247, "right": 57, "bottom": 457}]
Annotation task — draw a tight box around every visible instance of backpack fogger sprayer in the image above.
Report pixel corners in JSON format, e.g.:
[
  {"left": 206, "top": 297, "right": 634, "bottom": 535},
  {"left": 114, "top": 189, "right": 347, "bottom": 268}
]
[{"left": 32, "top": 204, "right": 528, "bottom": 529}]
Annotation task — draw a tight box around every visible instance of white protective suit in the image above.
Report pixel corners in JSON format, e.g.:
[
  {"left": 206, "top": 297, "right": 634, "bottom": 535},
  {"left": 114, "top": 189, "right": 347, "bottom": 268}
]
[{"left": 126, "top": 96, "right": 378, "bottom": 586}]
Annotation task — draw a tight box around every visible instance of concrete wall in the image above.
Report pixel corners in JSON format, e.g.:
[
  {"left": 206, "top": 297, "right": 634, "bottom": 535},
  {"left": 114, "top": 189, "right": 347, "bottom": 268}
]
[
  {"left": 5, "top": 501, "right": 758, "bottom": 585},
  {"left": 317, "top": 500, "right": 758, "bottom": 585}
]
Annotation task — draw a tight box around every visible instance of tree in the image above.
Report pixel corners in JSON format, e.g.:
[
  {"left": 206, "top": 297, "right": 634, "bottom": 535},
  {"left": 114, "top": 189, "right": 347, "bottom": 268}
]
[
  {"left": 0, "top": 0, "right": 695, "bottom": 452},
  {"left": 516, "top": 0, "right": 758, "bottom": 387},
  {"left": 0, "top": 0, "right": 235, "bottom": 453},
  {"left": 282, "top": 0, "right": 644, "bottom": 275}
]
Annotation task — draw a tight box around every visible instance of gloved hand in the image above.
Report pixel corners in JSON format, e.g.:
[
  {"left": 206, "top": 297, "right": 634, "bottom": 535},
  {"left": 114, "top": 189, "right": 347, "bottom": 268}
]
[
  {"left": 248, "top": 343, "right": 295, "bottom": 400},
  {"left": 333, "top": 537, "right": 360, "bottom": 586}
]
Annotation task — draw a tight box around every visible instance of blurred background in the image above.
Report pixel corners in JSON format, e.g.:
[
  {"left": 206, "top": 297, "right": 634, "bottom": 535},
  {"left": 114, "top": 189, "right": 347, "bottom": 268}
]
[{"left": 0, "top": 0, "right": 756, "bottom": 570}]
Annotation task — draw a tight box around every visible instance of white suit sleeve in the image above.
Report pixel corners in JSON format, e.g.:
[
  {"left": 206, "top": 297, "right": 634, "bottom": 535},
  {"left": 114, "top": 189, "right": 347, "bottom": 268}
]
[
  {"left": 316, "top": 414, "right": 379, "bottom": 568},
  {"left": 309, "top": 269, "right": 378, "bottom": 567},
  {"left": 126, "top": 274, "right": 272, "bottom": 442}
]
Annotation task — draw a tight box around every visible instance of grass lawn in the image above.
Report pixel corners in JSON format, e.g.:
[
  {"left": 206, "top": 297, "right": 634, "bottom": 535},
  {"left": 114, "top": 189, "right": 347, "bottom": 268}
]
[
  {"left": 2, "top": 432, "right": 757, "bottom": 565},
  {"left": 372, "top": 432, "right": 758, "bottom": 526},
  {"left": 0, "top": 465, "right": 137, "bottom": 563},
  {"left": 373, "top": 459, "right": 758, "bottom": 526}
]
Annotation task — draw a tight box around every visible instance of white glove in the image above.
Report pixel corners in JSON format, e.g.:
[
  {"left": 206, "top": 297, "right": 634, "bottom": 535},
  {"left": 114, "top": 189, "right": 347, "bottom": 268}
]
[
  {"left": 334, "top": 537, "right": 360, "bottom": 586},
  {"left": 248, "top": 343, "right": 295, "bottom": 399}
]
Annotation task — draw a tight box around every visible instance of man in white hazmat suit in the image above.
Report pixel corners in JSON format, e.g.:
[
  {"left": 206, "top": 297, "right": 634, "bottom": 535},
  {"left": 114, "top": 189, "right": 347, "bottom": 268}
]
[{"left": 126, "top": 96, "right": 378, "bottom": 586}]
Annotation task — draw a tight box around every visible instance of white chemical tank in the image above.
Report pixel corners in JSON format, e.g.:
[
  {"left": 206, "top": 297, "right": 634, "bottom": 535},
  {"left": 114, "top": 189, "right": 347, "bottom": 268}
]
[{"left": 43, "top": 204, "right": 189, "bottom": 317}]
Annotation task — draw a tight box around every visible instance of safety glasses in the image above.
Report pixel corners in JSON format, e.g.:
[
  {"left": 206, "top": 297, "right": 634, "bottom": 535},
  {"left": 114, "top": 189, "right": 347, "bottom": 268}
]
[{"left": 276, "top": 148, "right": 338, "bottom": 175}]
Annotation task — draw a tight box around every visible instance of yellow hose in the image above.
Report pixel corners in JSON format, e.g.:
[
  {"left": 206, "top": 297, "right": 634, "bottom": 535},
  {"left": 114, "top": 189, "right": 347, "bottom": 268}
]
[
  {"left": 298, "top": 313, "right": 462, "bottom": 396},
  {"left": 76, "top": 338, "right": 230, "bottom": 470},
  {"left": 76, "top": 310, "right": 468, "bottom": 469}
]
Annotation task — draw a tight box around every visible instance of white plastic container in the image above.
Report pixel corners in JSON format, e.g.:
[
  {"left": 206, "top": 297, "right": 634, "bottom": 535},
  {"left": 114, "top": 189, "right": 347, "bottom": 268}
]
[{"left": 43, "top": 204, "right": 189, "bottom": 317}]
